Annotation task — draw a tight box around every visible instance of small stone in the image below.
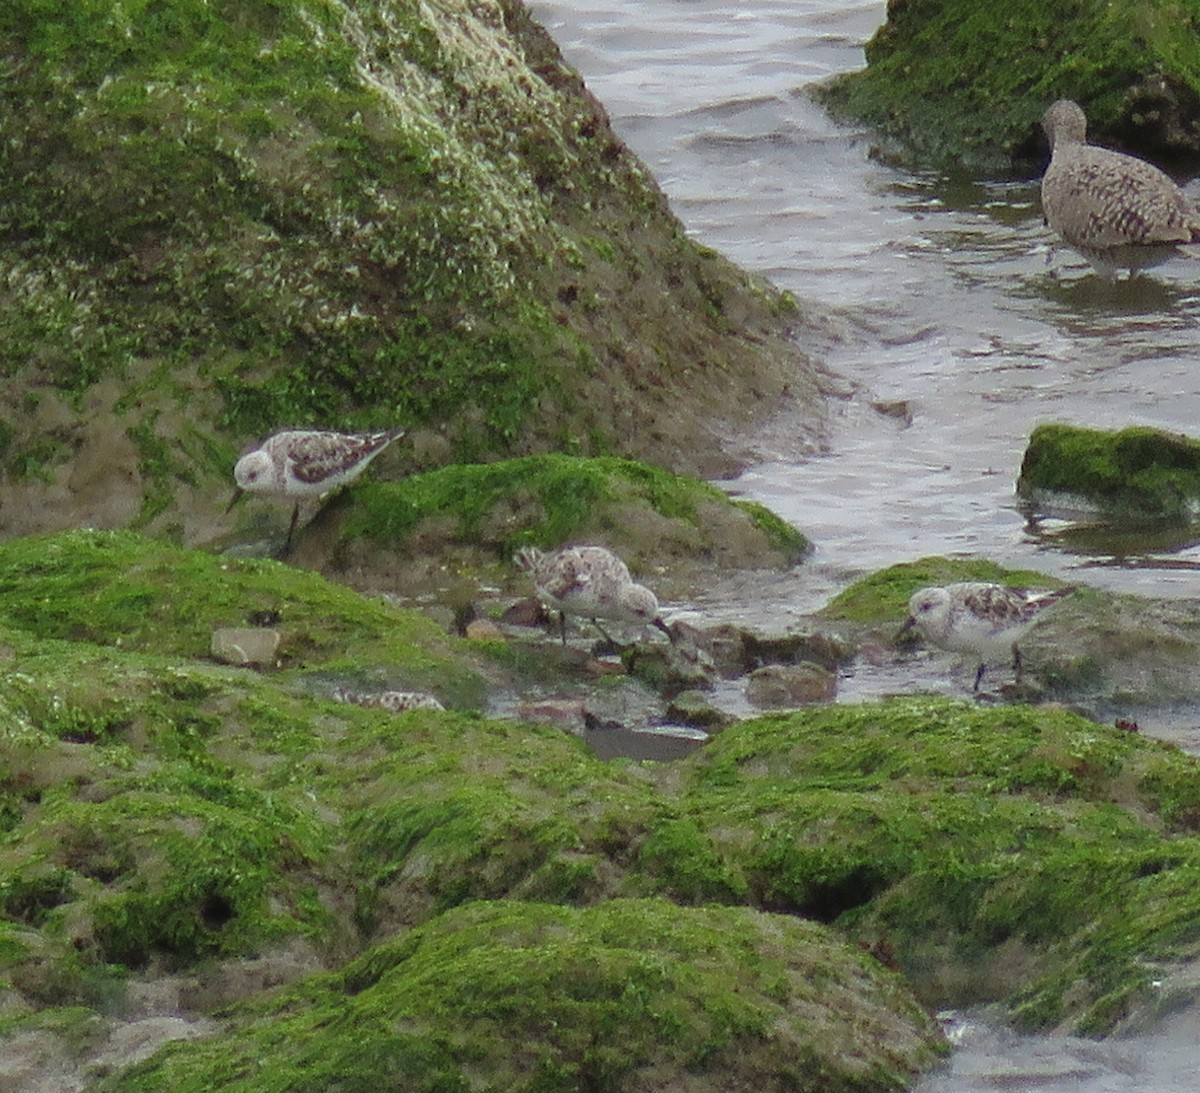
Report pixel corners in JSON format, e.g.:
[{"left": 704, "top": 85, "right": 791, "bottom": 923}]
[
  {"left": 624, "top": 643, "right": 716, "bottom": 699},
  {"left": 871, "top": 399, "right": 913, "bottom": 425},
  {"left": 210, "top": 627, "right": 280, "bottom": 667},
  {"left": 465, "top": 617, "right": 505, "bottom": 641},
  {"left": 516, "top": 699, "right": 587, "bottom": 731},
  {"left": 703, "top": 623, "right": 852, "bottom": 676},
  {"left": 500, "top": 597, "right": 550, "bottom": 628},
  {"left": 745, "top": 662, "right": 836, "bottom": 708},
  {"left": 666, "top": 690, "right": 737, "bottom": 732}
]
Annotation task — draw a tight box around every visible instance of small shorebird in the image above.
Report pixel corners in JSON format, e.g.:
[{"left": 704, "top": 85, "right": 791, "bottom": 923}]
[
  {"left": 228, "top": 427, "right": 405, "bottom": 550},
  {"left": 514, "top": 544, "right": 672, "bottom": 646},
  {"left": 900, "top": 581, "right": 1075, "bottom": 692},
  {"left": 1041, "top": 99, "right": 1200, "bottom": 278}
]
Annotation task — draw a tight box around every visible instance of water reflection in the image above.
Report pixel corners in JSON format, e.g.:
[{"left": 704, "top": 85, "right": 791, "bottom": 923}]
[{"left": 1023, "top": 509, "right": 1200, "bottom": 567}]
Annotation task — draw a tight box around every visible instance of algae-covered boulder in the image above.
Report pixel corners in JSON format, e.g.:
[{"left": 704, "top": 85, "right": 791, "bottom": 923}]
[
  {"left": 0, "top": 528, "right": 485, "bottom": 701},
  {"left": 678, "top": 697, "right": 1200, "bottom": 1033},
  {"left": 287, "top": 453, "right": 808, "bottom": 589},
  {"left": 21, "top": 529, "right": 1200, "bottom": 1085},
  {"left": 102, "top": 899, "right": 945, "bottom": 1092},
  {"left": 0, "top": 0, "right": 826, "bottom": 541},
  {"left": 816, "top": 0, "right": 1200, "bottom": 172},
  {"left": 1018, "top": 422, "right": 1200, "bottom": 521}
]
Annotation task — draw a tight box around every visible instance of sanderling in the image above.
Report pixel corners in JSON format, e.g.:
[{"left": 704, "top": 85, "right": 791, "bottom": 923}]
[
  {"left": 514, "top": 544, "right": 672, "bottom": 646},
  {"left": 331, "top": 688, "right": 444, "bottom": 712},
  {"left": 1041, "top": 99, "right": 1200, "bottom": 278},
  {"left": 228, "top": 427, "right": 405, "bottom": 550},
  {"left": 900, "top": 581, "right": 1075, "bottom": 692}
]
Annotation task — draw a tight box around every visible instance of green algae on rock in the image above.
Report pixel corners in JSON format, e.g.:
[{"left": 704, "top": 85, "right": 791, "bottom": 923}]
[
  {"left": 0, "top": 0, "right": 827, "bottom": 541},
  {"left": 101, "top": 899, "right": 944, "bottom": 1092},
  {"left": 1018, "top": 422, "right": 1200, "bottom": 521},
  {"left": 678, "top": 696, "right": 1200, "bottom": 1033},
  {"left": 339, "top": 711, "right": 731, "bottom": 931},
  {"left": 815, "top": 0, "right": 1200, "bottom": 172},
  {"left": 0, "top": 528, "right": 485, "bottom": 703},
  {"left": 305, "top": 453, "right": 809, "bottom": 581}
]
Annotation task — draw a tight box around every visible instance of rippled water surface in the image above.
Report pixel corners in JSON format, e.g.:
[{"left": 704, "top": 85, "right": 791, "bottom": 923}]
[
  {"left": 532, "top": 0, "right": 1200, "bottom": 598},
  {"left": 529, "top": 1, "right": 1200, "bottom": 1088}
]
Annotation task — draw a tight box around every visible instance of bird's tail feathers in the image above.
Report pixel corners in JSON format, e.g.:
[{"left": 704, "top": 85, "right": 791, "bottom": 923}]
[
  {"left": 513, "top": 545, "right": 545, "bottom": 573},
  {"left": 1032, "top": 585, "right": 1076, "bottom": 608}
]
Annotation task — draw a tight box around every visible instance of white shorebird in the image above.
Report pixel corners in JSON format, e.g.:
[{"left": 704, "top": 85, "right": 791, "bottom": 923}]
[
  {"left": 228, "top": 427, "right": 405, "bottom": 550},
  {"left": 1041, "top": 99, "right": 1200, "bottom": 278},
  {"left": 514, "top": 544, "right": 672, "bottom": 646},
  {"left": 901, "top": 581, "right": 1075, "bottom": 692}
]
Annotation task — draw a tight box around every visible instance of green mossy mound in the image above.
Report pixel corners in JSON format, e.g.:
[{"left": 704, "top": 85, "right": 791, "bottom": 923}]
[
  {"left": 0, "top": 0, "right": 825, "bottom": 540},
  {"left": 101, "top": 899, "right": 945, "bottom": 1093},
  {"left": 816, "top": 0, "right": 1200, "bottom": 172},
  {"left": 305, "top": 453, "right": 807, "bottom": 583},
  {"left": 15, "top": 530, "right": 1200, "bottom": 1082},
  {"left": 680, "top": 697, "right": 1200, "bottom": 1033},
  {"left": 0, "top": 528, "right": 482, "bottom": 702},
  {"left": 338, "top": 711, "right": 744, "bottom": 932},
  {"left": 1018, "top": 422, "right": 1200, "bottom": 521}
]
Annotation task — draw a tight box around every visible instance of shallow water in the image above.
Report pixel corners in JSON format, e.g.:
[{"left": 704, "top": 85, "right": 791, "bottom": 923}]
[
  {"left": 529, "top": 0, "right": 1200, "bottom": 1085},
  {"left": 530, "top": 0, "right": 1200, "bottom": 584},
  {"left": 531, "top": 0, "right": 1200, "bottom": 715}
]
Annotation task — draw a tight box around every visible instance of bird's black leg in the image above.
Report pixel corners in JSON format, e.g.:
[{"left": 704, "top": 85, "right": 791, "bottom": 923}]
[
  {"left": 558, "top": 611, "right": 567, "bottom": 645},
  {"left": 589, "top": 620, "right": 622, "bottom": 657},
  {"left": 973, "top": 663, "right": 987, "bottom": 693},
  {"left": 282, "top": 503, "right": 301, "bottom": 554},
  {"left": 1012, "top": 644, "right": 1023, "bottom": 683}
]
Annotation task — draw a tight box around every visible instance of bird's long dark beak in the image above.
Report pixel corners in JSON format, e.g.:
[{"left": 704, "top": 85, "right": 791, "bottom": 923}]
[
  {"left": 225, "top": 487, "right": 245, "bottom": 515},
  {"left": 654, "top": 617, "right": 676, "bottom": 644},
  {"left": 896, "top": 615, "right": 917, "bottom": 641}
]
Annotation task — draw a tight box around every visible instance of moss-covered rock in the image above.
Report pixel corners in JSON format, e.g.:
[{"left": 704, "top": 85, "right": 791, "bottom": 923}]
[
  {"left": 101, "top": 899, "right": 945, "bottom": 1093},
  {"left": 1018, "top": 422, "right": 1200, "bottom": 521},
  {"left": 678, "top": 697, "right": 1200, "bottom": 1033},
  {"left": 338, "top": 710, "right": 742, "bottom": 931},
  {"left": 0, "top": 0, "right": 827, "bottom": 541},
  {"left": 288, "top": 453, "right": 808, "bottom": 587},
  {"left": 0, "top": 528, "right": 486, "bottom": 703},
  {"left": 815, "top": 0, "right": 1200, "bottom": 172},
  {"left": 16, "top": 530, "right": 1200, "bottom": 1084}
]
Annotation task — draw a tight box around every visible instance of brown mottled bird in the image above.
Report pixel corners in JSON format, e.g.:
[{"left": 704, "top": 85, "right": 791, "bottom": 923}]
[
  {"left": 901, "top": 582, "right": 1075, "bottom": 692},
  {"left": 228, "top": 428, "right": 405, "bottom": 550},
  {"left": 514, "top": 545, "right": 672, "bottom": 646},
  {"left": 1040, "top": 99, "right": 1200, "bottom": 279}
]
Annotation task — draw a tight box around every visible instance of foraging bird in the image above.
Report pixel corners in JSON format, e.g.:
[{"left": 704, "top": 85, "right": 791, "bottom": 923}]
[
  {"left": 1041, "top": 98, "right": 1200, "bottom": 278},
  {"left": 514, "top": 544, "right": 672, "bottom": 646},
  {"left": 900, "top": 581, "right": 1075, "bottom": 692},
  {"left": 228, "top": 427, "right": 405, "bottom": 551}
]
